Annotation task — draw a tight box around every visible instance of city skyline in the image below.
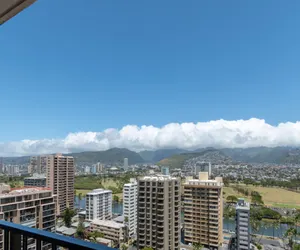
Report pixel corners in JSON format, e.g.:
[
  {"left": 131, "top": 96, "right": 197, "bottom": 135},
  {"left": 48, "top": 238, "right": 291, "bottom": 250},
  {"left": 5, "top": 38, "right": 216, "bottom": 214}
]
[{"left": 1, "top": 0, "right": 300, "bottom": 144}]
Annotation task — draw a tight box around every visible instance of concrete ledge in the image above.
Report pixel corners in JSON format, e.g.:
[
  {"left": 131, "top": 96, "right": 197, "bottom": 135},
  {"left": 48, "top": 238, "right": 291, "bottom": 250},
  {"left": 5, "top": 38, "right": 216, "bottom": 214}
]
[{"left": 0, "top": 0, "right": 36, "bottom": 25}]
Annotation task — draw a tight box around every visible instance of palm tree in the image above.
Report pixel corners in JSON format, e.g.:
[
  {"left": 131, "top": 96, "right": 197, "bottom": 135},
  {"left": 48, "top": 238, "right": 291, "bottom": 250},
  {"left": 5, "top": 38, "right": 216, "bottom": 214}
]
[
  {"left": 284, "top": 227, "right": 298, "bottom": 249},
  {"left": 75, "top": 220, "right": 85, "bottom": 239},
  {"left": 62, "top": 208, "right": 75, "bottom": 227}
]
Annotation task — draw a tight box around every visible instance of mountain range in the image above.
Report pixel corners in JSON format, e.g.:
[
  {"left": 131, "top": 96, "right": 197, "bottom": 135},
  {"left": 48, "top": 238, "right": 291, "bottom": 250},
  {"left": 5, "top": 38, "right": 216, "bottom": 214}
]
[{"left": 1, "top": 146, "right": 300, "bottom": 167}]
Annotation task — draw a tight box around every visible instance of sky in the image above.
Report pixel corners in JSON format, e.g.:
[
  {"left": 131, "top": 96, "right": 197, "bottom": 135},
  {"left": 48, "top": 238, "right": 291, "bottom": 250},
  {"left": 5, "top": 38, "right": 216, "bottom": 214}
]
[{"left": 1, "top": 0, "right": 300, "bottom": 155}]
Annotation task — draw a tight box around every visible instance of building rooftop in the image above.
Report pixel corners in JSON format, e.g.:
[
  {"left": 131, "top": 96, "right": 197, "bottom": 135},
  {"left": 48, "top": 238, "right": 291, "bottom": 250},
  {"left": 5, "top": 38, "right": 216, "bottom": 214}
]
[
  {"left": 0, "top": 187, "right": 51, "bottom": 197},
  {"left": 185, "top": 179, "right": 223, "bottom": 187},
  {"left": 236, "top": 198, "right": 250, "bottom": 210},
  {"left": 87, "top": 189, "right": 112, "bottom": 195},
  {"left": 24, "top": 176, "right": 46, "bottom": 180},
  {"left": 71, "top": 221, "right": 90, "bottom": 229},
  {"left": 140, "top": 175, "right": 178, "bottom": 181},
  {"left": 91, "top": 219, "right": 124, "bottom": 229},
  {"left": 113, "top": 215, "right": 124, "bottom": 223}
]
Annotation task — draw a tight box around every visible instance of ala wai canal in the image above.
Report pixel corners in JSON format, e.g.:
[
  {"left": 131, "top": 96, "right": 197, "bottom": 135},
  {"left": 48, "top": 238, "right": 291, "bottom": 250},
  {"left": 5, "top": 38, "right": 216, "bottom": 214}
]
[{"left": 75, "top": 196, "right": 294, "bottom": 239}]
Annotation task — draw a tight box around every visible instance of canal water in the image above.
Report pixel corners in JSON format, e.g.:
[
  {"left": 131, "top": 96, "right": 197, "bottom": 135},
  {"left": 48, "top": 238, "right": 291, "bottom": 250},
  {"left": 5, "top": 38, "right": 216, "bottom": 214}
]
[{"left": 75, "top": 196, "right": 293, "bottom": 238}]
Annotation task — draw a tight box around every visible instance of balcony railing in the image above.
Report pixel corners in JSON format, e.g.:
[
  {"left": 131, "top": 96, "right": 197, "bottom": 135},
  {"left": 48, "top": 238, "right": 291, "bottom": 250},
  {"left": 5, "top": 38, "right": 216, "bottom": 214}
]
[{"left": 0, "top": 220, "right": 115, "bottom": 250}]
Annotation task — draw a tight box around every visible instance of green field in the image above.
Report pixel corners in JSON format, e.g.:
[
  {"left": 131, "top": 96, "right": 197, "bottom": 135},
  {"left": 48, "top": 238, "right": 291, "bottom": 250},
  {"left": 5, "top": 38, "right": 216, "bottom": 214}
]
[
  {"left": 75, "top": 176, "right": 123, "bottom": 199},
  {"left": 224, "top": 185, "right": 300, "bottom": 209}
]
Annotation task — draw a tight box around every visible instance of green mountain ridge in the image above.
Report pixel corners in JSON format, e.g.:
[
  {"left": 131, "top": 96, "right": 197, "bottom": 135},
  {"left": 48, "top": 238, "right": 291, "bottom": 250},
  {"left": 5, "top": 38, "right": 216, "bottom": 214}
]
[
  {"left": 1, "top": 146, "right": 300, "bottom": 167},
  {"left": 2, "top": 148, "right": 145, "bottom": 165}
]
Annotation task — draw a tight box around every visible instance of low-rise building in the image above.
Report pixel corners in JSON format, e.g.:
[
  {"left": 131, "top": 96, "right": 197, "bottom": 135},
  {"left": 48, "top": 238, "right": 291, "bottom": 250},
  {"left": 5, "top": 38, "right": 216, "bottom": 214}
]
[
  {"left": 24, "top": 175, "right": 46, "bottom": 187},
  {"left": 90, "top": 219, "right": 125, "bottom": 246}
]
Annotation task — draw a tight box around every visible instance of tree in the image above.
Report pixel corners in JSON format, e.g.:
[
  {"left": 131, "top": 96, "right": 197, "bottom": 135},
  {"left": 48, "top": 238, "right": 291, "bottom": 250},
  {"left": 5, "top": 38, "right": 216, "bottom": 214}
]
[
  {"left": 120, "top": 244, "right": 128, "bottom": 250},
  {"left": 62, "top": 208, "right": 75, "bottom": 227},
  {"left": 226, "top": 195, "right": 238, "bottom": 203},
  {"left": 284, "top": 227, "right": 298, "bottom": 249},
  {"left": 193, "top": 243, "right": 204, "bottom": 250},
  {"left": 113, "top": 195, "right": 119, "bottom": 203},
  {"left": 87, "top": 231, "right": 104, "bottom": 243},
  {"left": 251, "top": 191, "right": 264, "bottom": 206},
  {"left": 75, "top": 220, "right": 85, "bottom": 239}
]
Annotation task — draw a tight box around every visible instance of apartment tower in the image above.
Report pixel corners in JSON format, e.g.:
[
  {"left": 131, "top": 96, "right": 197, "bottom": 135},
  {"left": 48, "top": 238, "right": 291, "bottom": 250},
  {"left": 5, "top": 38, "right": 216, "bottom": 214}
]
[
  {"left": 30, "top": 156, "right": 47, "bottom": 174},
  {"left": 235, "top": 198, "right": 250, "bottom": 250},
  {"left": 183, "top": 172, "right": 223, "bottom": 250},
  {"left": 86, "top": 189, "right": 112, "bottom": 221},
  {"left": 0, "top": 186, "right": 56, "bottom": 249},
  {"left": 46, "top": 154, "right": 74, "bottom": 215},
  {"left": 137, "top": 175, "right": 181, "bottom": 250},
  {"left": 123, "top": 178, "right": 137, "bottom": 237}
]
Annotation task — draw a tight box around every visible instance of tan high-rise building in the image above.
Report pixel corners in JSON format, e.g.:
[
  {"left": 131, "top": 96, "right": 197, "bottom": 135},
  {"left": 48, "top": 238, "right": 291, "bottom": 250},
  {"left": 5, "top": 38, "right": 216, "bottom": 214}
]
[
  {"left": 137, "top": 175, "right": 181, "bottom": 250},
  {"left": 46, "top": 154, "right": 74, "bottom": 215},
  {"left": 0, "top": 186, "right": 56, "bottom": 249},
  {"left": 183, "top": 172, "right": 223, "bottom": 250}
]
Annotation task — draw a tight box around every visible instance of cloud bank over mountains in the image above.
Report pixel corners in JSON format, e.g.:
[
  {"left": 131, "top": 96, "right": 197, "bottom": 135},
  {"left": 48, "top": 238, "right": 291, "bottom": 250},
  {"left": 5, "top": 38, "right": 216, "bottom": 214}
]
[{"left": 1, "top": 118, "right": 300, "bottom": 157}]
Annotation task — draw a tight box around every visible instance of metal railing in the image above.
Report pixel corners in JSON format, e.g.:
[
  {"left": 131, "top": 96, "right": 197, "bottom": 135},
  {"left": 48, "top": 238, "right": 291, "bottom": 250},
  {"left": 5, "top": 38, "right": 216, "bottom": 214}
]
[{"left": 0, "top": 220, "right": 115, "bottom": 250}]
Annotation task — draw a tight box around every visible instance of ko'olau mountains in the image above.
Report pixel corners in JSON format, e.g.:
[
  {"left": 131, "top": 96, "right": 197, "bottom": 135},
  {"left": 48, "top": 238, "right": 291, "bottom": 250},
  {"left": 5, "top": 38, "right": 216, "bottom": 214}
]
[{"left": 2, "top": 146, "right": 300, "bottom": 167}]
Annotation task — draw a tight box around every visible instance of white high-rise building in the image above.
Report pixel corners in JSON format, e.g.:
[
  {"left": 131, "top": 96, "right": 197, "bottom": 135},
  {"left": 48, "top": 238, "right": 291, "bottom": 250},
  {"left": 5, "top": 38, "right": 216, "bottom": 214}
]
[
  {"left": 123, "top": 178, "right": 137, "bottom": 237},
  {"left": 86, "top": 189, "right": 112, "bottom": 221},
  {"left": 235, "top": 198, "right": 251, "bottom": 250}
]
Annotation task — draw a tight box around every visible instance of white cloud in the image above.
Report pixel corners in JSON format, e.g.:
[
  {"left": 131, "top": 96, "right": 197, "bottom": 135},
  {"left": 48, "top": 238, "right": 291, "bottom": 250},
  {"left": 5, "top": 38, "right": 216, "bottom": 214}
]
[{"left": 1, "top": 118, "right": 300, "bottom": 156}]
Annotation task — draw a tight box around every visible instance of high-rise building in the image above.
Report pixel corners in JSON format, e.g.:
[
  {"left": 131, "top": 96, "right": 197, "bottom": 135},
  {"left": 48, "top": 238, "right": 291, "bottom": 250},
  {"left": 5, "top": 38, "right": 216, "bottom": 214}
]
[
  {"left": 96, "top": 162, "right": 104, "bottom": 173},
  {"left": 91, "top": 165, "right": 97, "bottom": 174},
  {"left": 0, "top": 157, "right": 3, "bottom": 174},
  {"left": 0, "top": 186, "right": 56, "bottom": 249},
  {"left": 84, "top": 166, "right": 90, "bottom": 174},
  {"left": 137, "top": 175, "right": 181, "bottom": 250},
  {"left": 183, "top": 172, "right": 223, "bottom": 249},
  {"left": 161, "top": 166, "right": 170, "bottom": 175},
  {"left": 46, "top": 154, "right": 74, "bottom": 215},
  {"left": 124, "top": 158, "right": 128, "bottom": 170},
  {"left": 229, "top": 198, "right": 250, "bottom": 250},
  {"left": 195, "top": 162, "right": 211, "bottom": 177},
  {"left": 123, "top": 178, "right": 137, "bottom": 237},
  {"left": 86, "top": 189, "right": 112, "bottom": 221},
  {"left": 30, "top": 156, "right": 47, "bottom": 174}
]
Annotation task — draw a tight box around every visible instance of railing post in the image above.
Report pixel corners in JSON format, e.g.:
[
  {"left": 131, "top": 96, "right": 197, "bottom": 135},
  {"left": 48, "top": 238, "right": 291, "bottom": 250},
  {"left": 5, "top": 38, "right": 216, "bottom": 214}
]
[
  {"left": 36, "top": 239, "right": 41, "bottom": 250},
  {"left": 22, "top": 235, "right": 28, "bottom": 249},
  {"left": 10, "top": 232, "right": 21, "bottom": 250},
  {"left": 4, "top": 230, "right": 9, "bottom": 250}
]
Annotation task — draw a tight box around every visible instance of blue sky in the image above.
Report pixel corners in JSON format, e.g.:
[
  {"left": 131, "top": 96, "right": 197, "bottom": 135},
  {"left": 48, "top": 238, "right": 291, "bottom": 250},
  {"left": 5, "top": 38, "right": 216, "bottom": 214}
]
[{"left": 1, "top": 0, "right": 300, "bottom": 142}]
